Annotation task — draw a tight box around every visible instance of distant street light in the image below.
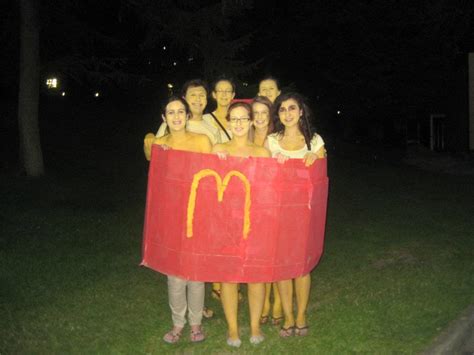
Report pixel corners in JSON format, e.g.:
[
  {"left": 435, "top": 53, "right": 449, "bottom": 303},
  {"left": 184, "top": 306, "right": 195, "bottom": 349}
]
[
  {"left": 61, "top": 92, "right": 66, "bottom": 96},
  {"left": 46, "top": 78, "right": 57, "bottom": 88},
  {"left": 94, "top": 92, "right": 100, "bottom": 97}
]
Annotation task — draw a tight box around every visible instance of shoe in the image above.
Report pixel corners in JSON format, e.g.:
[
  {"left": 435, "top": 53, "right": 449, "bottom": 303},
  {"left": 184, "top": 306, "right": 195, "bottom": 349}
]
[
  {"left": 190, "top": 327, "right": 205, "bottom": 342},
  {"left": 202, "top": 306, "right": 214, "bottom": 319},
  {"left": 295, "top": 325, "right": 309, "bottom": 336},
  {"left": 271, "top": 316, "right": 283, "bottom": 326},
  {"left": 226, "top": 337, "right": 242, "bottom": 347},
  {"left": 211, "top": 289, "right": 221, "bottom": 300},
  {"left": 163, "top": 327, "right": 183, "bottom": 344},
  {"left": 259, "top": 315, "right": 269, "bottom": 325},
  {"left": 279, "top": 326, "right": 294, "bottom": 338},
  {"left": 250, "top": 334, "right": 265, "bottom": 344}
]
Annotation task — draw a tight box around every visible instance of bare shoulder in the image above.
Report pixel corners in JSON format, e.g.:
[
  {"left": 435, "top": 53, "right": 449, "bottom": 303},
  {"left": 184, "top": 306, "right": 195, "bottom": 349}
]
[
  {"left": 254, "top": 145, "right": 271, "bottom": 158},
  {"left": 212, "top": 143, "right": 226, "bottom": 153},
  {"left": 193, "top": 134, "right": 212, "bottom": 153},
  {"left": 190, "top": 132, "right": 208, "bottom": 142},
  {"left": 153, "top": 136, "right": 167, "bottom": 145}
]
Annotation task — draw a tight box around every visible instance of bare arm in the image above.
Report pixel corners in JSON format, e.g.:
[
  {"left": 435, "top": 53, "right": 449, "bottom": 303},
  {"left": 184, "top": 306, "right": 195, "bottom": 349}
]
[{"left": 143, "top": 132, "right": 156, "bottom": 161}]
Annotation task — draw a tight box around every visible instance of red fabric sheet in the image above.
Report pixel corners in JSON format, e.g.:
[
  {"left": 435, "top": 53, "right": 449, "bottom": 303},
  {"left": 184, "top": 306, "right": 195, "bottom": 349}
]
[{"left": 141, "top": 146, "right": 329, "bottom": 282}]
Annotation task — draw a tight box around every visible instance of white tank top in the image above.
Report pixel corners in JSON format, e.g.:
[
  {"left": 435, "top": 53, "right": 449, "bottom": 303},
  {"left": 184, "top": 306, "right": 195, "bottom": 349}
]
[{"left": 267, "top": 133, "right": 325, "bottom": 158}]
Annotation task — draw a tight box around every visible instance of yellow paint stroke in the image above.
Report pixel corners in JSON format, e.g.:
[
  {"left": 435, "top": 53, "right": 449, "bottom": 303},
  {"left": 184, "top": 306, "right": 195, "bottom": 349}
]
[{"left": 186, "top": 169, "right": 251, "bottom": 239}]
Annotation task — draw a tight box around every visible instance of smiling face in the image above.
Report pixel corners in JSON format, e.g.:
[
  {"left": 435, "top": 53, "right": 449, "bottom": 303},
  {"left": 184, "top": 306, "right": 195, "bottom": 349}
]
[
  {"left": 252, "top": 102, "right": 270, "bottom": 130},
  {"left": 212, "top": 80, "right": 235, "bottom": 108},
  {"left": 162, "top": 100, "right": 188, "bottom": 132},
  {"left": 258, "top": 79, "right": 281, "bottom": 103},
  {"left": 278, "top": 98, "right": 302, "bottom": 129},
  {"left": 184, "top": 86, "right": 207, "bottom": 116},
  {"left": 228, "top": 106, "right": 252, "bottom": 137}
]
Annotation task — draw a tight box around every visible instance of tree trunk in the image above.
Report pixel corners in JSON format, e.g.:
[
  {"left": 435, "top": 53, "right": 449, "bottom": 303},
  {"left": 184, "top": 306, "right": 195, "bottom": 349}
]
[{"left": 18, "top": 0, "right": 44, "bottom": 176}]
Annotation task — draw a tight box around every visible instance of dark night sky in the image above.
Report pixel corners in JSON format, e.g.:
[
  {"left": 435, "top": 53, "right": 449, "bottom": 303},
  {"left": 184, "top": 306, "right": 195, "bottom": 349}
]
[{"left": 2, "top": 0, "right": 474, "bottom": 150}]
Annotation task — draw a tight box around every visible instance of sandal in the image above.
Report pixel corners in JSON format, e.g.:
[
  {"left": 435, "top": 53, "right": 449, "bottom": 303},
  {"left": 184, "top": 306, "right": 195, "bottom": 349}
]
[
  {"left": 202, "top": 306, "right": 214, "bottom": 319},
  {"left": 226, "top": 337, "right": 242, "bottom": 347},
  {"left": 259, "top": 315, "right": 269, "bottom": 325},
  {"left": 163, "top": 327, "right": 183, "bottom": 344},
  {"left": 250, "top": 334, "right": 265, "bottom": 344},
  {"left": 279, "top": 326, "right": 294, "bottom": 338},
  {"left": 271, "top": 316, "right": 283, "bottom": 326},
  {"left": 190, "top": 327, "right": 205, "bottom": 342},
  {"left": 211, "top": 289, "right": 221, "bottom": 300},
  {"left": 295, "top": 325, "right": 309, "bottom": 337}
]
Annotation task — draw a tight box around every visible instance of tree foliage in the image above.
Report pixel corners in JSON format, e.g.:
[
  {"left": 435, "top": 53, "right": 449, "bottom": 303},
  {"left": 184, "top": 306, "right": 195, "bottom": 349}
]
[{"left": 127, "top": 0, "right": 260, "bottom": 82}]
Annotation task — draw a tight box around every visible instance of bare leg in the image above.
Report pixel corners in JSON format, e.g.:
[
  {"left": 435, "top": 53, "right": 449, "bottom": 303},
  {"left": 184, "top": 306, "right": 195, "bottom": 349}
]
[
  {"left": 261, "top": 283, "right": 271, "bottom": 320},
  {"left": 248, "top": 283, "right": 265, "bottom": 339},
  {"left": 294, "top": 274, "right": 311, "bottom": 328},
  {"left": 271, "top": 282, "right": 283, "bottom": 321},
  {"left": 277, "top": 279, "right": 295, "bottom": 329},
  {"left": 220, "top": 282, "right": 239, "bottom": 342}
]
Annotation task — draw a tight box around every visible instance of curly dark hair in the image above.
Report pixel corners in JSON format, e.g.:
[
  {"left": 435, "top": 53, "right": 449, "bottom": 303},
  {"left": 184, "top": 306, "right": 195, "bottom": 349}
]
[{"left": 272, "top": 92, "right": 314, "bottom": 150}]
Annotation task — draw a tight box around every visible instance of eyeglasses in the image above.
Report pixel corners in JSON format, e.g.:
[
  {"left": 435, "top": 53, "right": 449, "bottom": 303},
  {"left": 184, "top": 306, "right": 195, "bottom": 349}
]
[
  {"left": 215, "top": 90, "right": 233, "bottom": 95},
  {"left": 229, "top": 117, "right": 251, "bottom": 124}
]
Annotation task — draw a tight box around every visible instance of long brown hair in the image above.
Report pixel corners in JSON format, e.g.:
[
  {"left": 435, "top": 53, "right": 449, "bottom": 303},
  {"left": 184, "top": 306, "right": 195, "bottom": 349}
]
[
  {"left": 272, "top": 92, "right": 314, "bottom": 150},
  {"left": 249, "top": 95, "right": 273, "bottom": 143}
]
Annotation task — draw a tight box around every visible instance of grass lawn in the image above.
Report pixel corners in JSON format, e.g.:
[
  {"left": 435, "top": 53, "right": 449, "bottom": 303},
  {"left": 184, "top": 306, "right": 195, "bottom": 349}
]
[{"left": 1, "top": 100, "right": 474, "bottom": 353}]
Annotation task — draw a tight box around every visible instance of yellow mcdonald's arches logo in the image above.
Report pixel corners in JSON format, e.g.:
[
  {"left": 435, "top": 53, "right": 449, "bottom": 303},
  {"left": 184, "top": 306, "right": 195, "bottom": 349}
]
[{"left": 186, "top": 169, "right": 251, "bottom": 239}]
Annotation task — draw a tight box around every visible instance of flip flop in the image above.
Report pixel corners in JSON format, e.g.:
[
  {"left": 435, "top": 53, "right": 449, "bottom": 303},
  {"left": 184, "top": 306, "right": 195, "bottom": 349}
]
[
  {"left": 271, "top": 316, "right": 283, "bottom": 326},
  {"left": 190, "top": 328, "right": 205, "bottom": 342},
  {"left": 250, "top": 334, "right": 265, "bottom": 344},
  {"left": 202, "top": 306, "right": 214, "bottom": 319},
  {"left": 163, "top": 328, "right": 183, "bottom": 344},
  {"left": 279, "top": 326, "right": 294, "bottom": 338},
  {"left": 295, "top": 325, "right": 309, "bottom": 336},
  {"left": 211, "top": 289, "right": 221, "bottom": 300},
  {"left": 226, "top": 337, "right": 242, "bottom": 347},
  {"left": 259, "top": 315, "right": 270, "bottom": 324}
]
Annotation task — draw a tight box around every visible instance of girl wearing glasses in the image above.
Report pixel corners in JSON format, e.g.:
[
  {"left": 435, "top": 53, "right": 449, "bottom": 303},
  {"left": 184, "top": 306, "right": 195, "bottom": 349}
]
[
  {"left": 265, "top": 92, "right": 326, "bottom": 338},
  {"left": 204, "top": 77, "right": 236, "bottom": 144},
  {"left": 212, "top": 101, "right": 270, "bottom": 347}
]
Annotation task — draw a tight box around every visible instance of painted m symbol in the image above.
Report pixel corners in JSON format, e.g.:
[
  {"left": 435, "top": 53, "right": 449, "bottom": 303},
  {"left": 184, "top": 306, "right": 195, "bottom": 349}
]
[{"left": 186, "top": 169, "right": 251, "bottom": 239}]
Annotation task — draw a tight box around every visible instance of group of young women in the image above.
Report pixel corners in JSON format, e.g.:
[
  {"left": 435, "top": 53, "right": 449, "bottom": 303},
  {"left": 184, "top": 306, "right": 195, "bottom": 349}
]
[{"left": 143, "top": 77, "right": 326, "bottom": 347}]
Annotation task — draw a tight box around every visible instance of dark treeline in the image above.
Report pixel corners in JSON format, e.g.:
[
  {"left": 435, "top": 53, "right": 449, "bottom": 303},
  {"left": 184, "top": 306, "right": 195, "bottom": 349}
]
[{"left": 1, "top": 0, "right": 474, "bottom": 174}]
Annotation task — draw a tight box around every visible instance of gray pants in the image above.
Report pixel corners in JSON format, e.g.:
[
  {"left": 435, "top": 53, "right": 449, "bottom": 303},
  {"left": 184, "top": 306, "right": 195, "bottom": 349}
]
[{"left": 167, "top": 275, "right": 204, "bottom": 327}]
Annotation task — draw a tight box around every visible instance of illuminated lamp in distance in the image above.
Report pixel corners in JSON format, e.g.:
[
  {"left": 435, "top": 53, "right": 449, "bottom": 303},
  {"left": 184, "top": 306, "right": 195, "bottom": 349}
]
[{"left": 46, "top": 78, "right": 57, "bottom": 89}]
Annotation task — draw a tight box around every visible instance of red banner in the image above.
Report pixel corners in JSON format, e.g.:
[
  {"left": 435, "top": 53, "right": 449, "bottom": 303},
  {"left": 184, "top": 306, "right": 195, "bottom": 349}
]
[{"left": 141, "top": 146, "right": 329, "bottom": 283}]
